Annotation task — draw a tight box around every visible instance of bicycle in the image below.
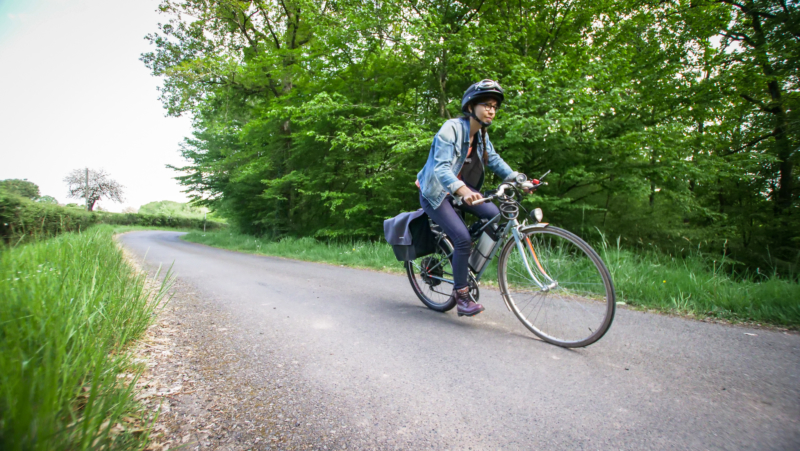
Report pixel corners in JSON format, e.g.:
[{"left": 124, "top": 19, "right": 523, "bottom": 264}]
[{"left": 406, "top": 172, "right": 616, "bottom": 348}]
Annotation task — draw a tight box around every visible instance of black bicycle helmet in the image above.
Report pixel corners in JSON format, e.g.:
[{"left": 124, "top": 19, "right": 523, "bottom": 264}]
[{"left": 461, "top": 79, "right": 504, "bottom": 127}]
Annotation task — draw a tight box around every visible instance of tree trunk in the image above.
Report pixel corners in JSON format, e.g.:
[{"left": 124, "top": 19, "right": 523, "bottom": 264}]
[
  {"left": 649, "top": 146, "right": 656, "bottom": 208},
  {"left": 774, "top": 110, "right": 794, "bottom": 213},
  {"left": 749, "top": 10, "right": 794, "bottom": 214},
  {"left": 437, "top": 48, "right": 450, "bottom": 119}
]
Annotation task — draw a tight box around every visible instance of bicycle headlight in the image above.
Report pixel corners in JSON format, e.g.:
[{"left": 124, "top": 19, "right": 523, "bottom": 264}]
[{"left": 531, "top": 208, "right": 543, "bottom": 222}]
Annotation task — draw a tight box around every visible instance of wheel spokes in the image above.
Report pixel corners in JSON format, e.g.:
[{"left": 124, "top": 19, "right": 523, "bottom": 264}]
[
  {"left": 503, "top": 230, "right": 611, "bottom": 345},
  {"left": 409, "top": 242, "right": 456, "bottom": 308}
]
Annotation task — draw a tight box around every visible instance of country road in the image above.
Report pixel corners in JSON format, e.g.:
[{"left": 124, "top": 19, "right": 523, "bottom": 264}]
[{"left": 120, "top": 231, "right": 800, "bottom": 450}]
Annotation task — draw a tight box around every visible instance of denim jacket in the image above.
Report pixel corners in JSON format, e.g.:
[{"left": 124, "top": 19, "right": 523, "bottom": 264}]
[{"left": 417, "top": 116, "right": 517, "bottom": 209}]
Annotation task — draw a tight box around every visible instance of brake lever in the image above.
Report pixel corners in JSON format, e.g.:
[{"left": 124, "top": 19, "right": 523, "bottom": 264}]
[{"left": 525, "top": 170, "right": 551, "bottom": 192}]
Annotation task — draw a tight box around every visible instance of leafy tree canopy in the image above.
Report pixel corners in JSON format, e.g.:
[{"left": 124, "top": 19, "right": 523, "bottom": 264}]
[
  {"left": 144, "top": 0, "right": 800, "bottom": 274},
  {"left": 0, "top": 179, "right": 40, "bottom": 200},
  {"left": 139, "top": 200, "right": 209, "bottom": 219},
  {"left": 36, "top": 195, "right": 58, "bottom": 204}
]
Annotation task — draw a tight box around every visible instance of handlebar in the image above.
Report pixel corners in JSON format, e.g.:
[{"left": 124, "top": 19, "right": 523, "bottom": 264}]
[
  {"left": 453, "top": 171, "right": 549, "bottom": 206},
  {"left": 471, "top": 179, "right": 543, "bottom": 205},
  {"left": 470, "top": 184, "right": 510, "bottom": 205}
]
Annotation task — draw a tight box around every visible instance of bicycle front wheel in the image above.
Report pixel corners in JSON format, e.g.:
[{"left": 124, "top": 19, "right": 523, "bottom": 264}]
[{"left": 497, "top": 226, "right": 615, "bottom": 347}]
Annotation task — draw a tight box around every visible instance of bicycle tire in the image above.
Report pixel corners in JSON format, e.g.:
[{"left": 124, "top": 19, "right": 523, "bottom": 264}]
[
  {"left": 497, "top": 226, "right": 615, "bottom": 347},
  {"left": 405, "top": 238, "right": 457, "bottom": 312}
]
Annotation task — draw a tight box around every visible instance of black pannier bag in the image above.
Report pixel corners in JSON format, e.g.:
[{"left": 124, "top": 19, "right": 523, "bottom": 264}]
[{"left": 383, "top": 209, "right": 437, "bottom": 261}]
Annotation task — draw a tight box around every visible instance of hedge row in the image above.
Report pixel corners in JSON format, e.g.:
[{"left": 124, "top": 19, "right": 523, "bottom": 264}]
[{"left": 0, "top": 191, "right": 225, "bottom": 245}]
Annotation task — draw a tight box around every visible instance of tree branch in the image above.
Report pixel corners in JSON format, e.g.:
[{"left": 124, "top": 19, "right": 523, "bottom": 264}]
[
  {"left": 724, "top": 131, "right": 777, "bottom": 154},
  {"left": 720, "top": 30, "right": 755, "bottom": 47},
  {"left": 561, "top": 176, "right": 610, "bottom": 195},
  {"left": 291, "top": 5, "right": 301, "bottom": 49},
  {"left": 265, "top": 74, "right": 281, "bottom": 98},
  {"left": 740, "top": 93, "right": 771, "bottom": 112},
  {"left": 256, "top": 4, "right": 282, "bottom": 49},
  {"left": 277, "top": 0, "right": 291, "bottom": 19},
  {"left": 457, "top": 0, "right": 486, "bottom": 30},
  {"left": 569, "top": 188, "right": 606, "bottom": 204},
  {"left": 717, "top": 0, "right": 776, "bottom": 18},
  {"left": 407, "top": 0, "right": 421, "bottom": 18},
  {"left": 231, "top": 8, "right": 259, "bottom": 49}
]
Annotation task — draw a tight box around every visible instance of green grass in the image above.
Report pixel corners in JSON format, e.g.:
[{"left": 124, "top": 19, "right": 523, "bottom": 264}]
[
  {"left": 184, "top": 230, "right": 800, "bottom": 328},
  {"left": 184, "top": 231, "right": 405, "bottom": 274},
  {"left": 0, "top": 225, "right": 171, "bottom": 450},
  {"left": 597, "top": 237, "right": 800, "bottom": 326}
]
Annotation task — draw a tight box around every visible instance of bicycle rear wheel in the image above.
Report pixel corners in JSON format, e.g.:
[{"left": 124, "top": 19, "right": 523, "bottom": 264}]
[
  {"left": 405, "top": 238, "right": 457, "bottom": 312},
  {"left": 497, "top": 226, "right": 615, "bottom": 347}
]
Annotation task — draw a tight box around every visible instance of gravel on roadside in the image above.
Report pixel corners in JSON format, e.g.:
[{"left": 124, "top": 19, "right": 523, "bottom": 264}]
[{"left": 127, "top": 268, "right": 373, "bottom": 450}]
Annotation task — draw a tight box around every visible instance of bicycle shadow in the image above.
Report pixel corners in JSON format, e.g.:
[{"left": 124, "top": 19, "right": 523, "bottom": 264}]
[{"left": 391, "top": 301, "right": 582, "bottom": 355}]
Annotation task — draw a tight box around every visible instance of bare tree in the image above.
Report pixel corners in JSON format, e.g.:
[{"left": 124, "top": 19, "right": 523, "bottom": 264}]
[{"left": 64, "top": 168, "right": 125, "bottom": 211}]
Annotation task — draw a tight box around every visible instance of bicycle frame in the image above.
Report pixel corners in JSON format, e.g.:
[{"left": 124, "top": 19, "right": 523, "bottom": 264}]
[
  {"left": 424, "top": 212, "right": 556, "bottom": 309},
  {"left": 416, "top": 175, "right": 559, "bottom": 300},
  {"left": 408, "top": 171, "right": 616, "bottom": 348}
]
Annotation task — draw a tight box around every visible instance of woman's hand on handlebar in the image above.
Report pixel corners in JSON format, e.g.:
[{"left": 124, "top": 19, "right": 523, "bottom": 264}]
[
  {"left": 522, "top": 180, "right": 537, "bottom": 194},
  {"left": 455, "top": 186, "right": 483, "bottom": 205}
]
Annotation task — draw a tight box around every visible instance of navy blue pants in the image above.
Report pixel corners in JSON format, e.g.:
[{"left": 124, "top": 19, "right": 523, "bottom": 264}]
[{"left": 420, "top": 188, "right": 501, "bottom": 290}]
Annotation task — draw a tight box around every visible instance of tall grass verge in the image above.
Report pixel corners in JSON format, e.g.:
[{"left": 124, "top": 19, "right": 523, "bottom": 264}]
[
  {"left": 0, "top": 225, "right": 171, "bottom": 450},
  {"left": 596, "top": 236, "right": 800, "bottom": 326},
  {"left": 184, "top": 230, "right": 800, "bottom": 327}
]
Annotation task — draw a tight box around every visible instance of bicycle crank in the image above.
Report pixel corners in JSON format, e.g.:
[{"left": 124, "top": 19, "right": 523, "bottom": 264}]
[{"left": 468, "top": 277, "right": 480, "bottom": 302}]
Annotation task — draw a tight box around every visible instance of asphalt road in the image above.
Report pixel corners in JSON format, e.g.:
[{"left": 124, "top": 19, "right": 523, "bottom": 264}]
[{"left": 120, "top": 231, "right": 800, "bottom": 450}]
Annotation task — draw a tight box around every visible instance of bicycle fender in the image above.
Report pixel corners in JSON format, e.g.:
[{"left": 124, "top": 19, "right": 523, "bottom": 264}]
[{"left": 519, "top": 223, "right": 549, "bottom": 233}]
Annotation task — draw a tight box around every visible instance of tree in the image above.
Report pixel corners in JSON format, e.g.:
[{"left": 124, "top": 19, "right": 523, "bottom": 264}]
[
  {"left": 0, "top": 179, "right": 40, "bottom": 199},
  {"left": 36, "top": 195, "right": 58, "bottom": 204},
  {"left": 708, "top": 0, "right": 799, "bottom": 214},
  {"left": 139, "top": 200, "right": 207, "bottom": 218},
  {"left": 145, "top": 0, "right": 798, "bottom": 272},
  {"left": 63, "top": 168, "right": 125, "bottom": 211}
]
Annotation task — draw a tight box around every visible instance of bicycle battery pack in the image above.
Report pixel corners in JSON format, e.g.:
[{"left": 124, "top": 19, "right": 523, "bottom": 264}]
[{"left": 469, "top": 227, "right": 498, "bottom": 272}]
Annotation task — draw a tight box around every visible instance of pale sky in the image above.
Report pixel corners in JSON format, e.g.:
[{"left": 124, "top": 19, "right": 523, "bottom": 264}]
[{"left": 0, "top": 0, "right": 194, "bottom": 212}]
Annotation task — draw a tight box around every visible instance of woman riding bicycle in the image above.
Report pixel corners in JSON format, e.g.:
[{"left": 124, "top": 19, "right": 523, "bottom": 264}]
[{"left": 416, "top": 79, "right": 523, "bottom": 317}]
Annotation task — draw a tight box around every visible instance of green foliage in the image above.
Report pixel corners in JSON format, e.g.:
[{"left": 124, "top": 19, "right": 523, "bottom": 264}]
[
  {"left": 0, "top": 226, "right": 171, "bottom": 449},
  {"left": 0, "top": 190, "right": 225, "bottom": 245},
  {"left": 145, "top": 0, "right": 799, "bottom": 275},
  {"left": 0, "top": 179, "right": 40, "bottom": 200},
  {"left": 35, "top": 195, "right": 58, "bottom": 204},
  {"left": 138, "top": 200, "right": 209, "bottom": 219},
  {"left": 185, "top": 229, "right": 800, "bottom": 327}
]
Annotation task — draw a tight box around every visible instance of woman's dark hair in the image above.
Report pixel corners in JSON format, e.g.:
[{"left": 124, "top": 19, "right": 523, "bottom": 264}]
[
  {"left": 473, "top": 127, "right": 488, "bottom": 163},
  {"left": 464, "top": 98, "right": 494, "bottom": 163}
]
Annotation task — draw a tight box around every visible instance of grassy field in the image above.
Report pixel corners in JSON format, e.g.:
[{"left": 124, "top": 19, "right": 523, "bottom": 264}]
[
  {"left": 0, "top": 225, "right": 171, "bottom": 450},
  {"left": 183, "top": 230, "right": 800, "bottom": 328}
]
